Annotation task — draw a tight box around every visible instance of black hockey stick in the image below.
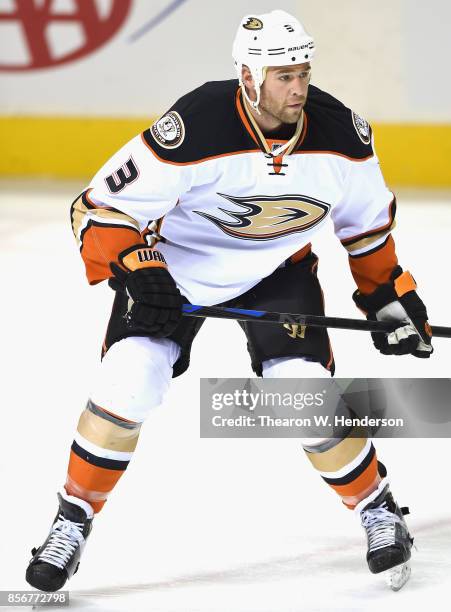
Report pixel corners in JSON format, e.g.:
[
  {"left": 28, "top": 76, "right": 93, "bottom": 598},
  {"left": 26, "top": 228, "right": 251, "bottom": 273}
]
[{"left": 182, "top": 304, "right": 451, "bottom": 337}]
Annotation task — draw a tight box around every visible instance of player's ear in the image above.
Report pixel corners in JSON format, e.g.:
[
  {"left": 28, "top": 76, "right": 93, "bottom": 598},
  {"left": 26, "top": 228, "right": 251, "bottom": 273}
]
[{"left": 241, "top": 65, "right": 255, "bottom": 89}]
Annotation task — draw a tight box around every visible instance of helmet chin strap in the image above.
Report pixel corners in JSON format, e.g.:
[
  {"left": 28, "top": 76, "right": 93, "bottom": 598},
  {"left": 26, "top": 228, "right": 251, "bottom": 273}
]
[
  {"left": 239, "top": 65, "right": 267, "bottom": 115},
  {"left": 241, "top": 84, "right": 262, "bottom": 115}
]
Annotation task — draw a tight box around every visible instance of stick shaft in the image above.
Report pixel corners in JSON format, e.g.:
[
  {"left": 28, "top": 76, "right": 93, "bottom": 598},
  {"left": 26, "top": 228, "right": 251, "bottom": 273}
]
[{"left": 182, "top": 304, "right": 451, "bottom": 337}]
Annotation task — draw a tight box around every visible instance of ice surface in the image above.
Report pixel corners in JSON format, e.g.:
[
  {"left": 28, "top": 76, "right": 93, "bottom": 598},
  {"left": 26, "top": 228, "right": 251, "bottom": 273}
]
[{"left": 1, "top": 181, "right": 450, "bottom": 611}]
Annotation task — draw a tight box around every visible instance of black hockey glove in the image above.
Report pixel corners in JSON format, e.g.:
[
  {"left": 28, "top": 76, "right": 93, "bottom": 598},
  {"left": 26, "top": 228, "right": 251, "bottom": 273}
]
[
  {"left": 109, "top": 245, "right": 183, "bottom": 338},
  {"left": 353, "top": 266, "right": 433, "bottom": 358}
]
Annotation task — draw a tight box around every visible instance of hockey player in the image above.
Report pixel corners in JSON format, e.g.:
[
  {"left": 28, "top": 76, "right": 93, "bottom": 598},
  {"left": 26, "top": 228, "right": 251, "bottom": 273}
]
[{"left": 26, "top": 10, "right": 431, "bottom": 592}]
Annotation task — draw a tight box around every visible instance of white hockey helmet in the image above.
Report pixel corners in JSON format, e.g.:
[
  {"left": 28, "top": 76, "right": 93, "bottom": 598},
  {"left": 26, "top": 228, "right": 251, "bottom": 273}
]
[{"left": 232, "top": 10, "right": 315, "bottom": 111}]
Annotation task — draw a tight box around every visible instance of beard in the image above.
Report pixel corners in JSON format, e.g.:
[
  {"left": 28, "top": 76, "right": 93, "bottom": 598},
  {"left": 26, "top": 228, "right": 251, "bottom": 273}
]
[{"left": 259, "top": 97, "right": 305, "bottom": 125}]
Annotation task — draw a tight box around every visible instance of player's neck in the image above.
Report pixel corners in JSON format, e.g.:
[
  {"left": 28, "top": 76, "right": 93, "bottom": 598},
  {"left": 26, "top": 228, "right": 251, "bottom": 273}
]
[
  {"left": 262, "top": 122, "right": 297, "bottom": 140},
  {"left": 244, "top": 96, "right": 299, "bottom": 138},
  {"left": 248, "top": 104, "right": 283, "bottom": 133},
  {"left": 245, "top": 100, "right": 300, "bottom": 141}
]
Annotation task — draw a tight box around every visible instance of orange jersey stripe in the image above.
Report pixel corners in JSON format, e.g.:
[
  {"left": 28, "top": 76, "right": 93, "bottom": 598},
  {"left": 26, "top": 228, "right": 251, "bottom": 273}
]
[
  {"left": 292, "top": 150, "right": 374, "bottom": 163},
  {"left": 349, "top": 234, "right": 398, "bottom": 294},
  {"left": 290, "top": 242, "right": 312, "bottom": 264},
  {"left": 235, "top": 88, "right": 261, "bottom": 148},
  {"left": 341, "top": 198, "right": 396, "bottom": 246},
  {"left": 81, "top": 224, "right": 143, "bottom": 284},
  {"left": 141, "top": 131, "right": 261, "bottom": 166}
]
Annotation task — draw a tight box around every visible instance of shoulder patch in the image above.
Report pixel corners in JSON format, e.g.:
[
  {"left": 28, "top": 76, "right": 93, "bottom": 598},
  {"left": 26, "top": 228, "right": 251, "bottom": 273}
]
[
  {"left": 352, "top": 111, "right": 371, "bottom": 145},
  {"left": 151, "top": 111, "right": 185, "bottom": 149}
]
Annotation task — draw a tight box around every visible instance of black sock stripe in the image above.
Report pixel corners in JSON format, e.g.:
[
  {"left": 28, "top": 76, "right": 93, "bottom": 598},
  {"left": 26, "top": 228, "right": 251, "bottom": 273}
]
[
  {"left": 71, "top": 439, "right": 130, "bottom": 471},
  {"left": 321, "top": 443, "right": 375, "bottom": 486}
]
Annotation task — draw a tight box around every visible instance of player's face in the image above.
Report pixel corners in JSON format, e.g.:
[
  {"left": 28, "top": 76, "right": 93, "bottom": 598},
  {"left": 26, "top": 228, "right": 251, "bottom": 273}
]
[
  {"left": 243, "top": 63, "right": 311, "bottom": 128},
  {"left": 260, "top": 64, "right": 311, "bottom": 125}
]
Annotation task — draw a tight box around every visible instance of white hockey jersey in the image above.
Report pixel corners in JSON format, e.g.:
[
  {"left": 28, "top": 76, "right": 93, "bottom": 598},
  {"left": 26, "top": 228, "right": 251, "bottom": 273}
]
[{"left": 71, "top": 80, "right": 397, "bottom": 305}]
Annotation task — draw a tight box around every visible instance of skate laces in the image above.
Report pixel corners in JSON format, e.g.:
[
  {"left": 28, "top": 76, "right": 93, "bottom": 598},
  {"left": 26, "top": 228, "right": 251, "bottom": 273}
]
[
  {"left": 360, "top": 501, "right": 402, "bottom": 552},
  {"left": 37, "top": 513, "right": 85, "bottom": 570}
]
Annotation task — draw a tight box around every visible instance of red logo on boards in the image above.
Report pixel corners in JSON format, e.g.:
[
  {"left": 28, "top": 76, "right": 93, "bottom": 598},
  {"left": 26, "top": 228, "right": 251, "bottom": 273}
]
[{"left": 0, "top": 0, "right": 132, "bottom": 71}]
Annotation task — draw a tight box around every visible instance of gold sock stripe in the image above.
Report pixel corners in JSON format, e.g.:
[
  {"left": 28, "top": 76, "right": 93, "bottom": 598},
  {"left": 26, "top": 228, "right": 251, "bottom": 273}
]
[
  {"left": 77, "top": 405, "right": 141, "bottom": 453},
  {"left": 305, "top": 427, "right": 367, "bottom": 472}
]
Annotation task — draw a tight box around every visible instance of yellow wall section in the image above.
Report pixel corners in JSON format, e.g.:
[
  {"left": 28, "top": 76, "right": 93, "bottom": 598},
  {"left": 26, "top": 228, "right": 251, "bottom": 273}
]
[
  {"left": 373, "top": 124, "right": 451, "bottom": 188},
  {"left": 0, "top": 117, "right": 151, "bottom": 179},
  {"left": 1, "top": 116, "right": 451, "bottom": 186}
]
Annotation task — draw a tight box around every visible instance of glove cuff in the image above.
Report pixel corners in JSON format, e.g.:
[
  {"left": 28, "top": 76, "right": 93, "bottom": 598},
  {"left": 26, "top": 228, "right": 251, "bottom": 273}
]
[
  {"left": 118, "top": 244, "right": 168, "bottom": 272},
  {"left": 353, "top": 266, "right": 418, "bottom": 314},
  {"left": 353, "top": 284, "right": 396, "bottom": 315}
]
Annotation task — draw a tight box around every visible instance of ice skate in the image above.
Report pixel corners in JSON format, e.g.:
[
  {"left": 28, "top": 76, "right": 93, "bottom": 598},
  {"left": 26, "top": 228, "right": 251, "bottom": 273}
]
[
  {"left": 26, "top": 491, "right": 94, "bottom": 592},
  {"left": 356, "top": 478, "right": 413, "bottom": 591}
]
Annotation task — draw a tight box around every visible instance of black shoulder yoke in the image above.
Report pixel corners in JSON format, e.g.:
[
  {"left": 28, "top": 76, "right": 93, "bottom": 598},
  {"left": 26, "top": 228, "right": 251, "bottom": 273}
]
[
  {"left": 142, "top": 79, "right": 258, "bottom": 163},
  {"left": 300, "top": 85, "right": 374, "bottom": 159}
]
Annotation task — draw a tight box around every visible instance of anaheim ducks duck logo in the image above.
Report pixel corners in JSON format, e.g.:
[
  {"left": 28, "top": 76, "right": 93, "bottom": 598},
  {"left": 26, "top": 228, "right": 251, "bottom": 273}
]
[
  {"left": 194, "top": 193, "right": 331, "bottom": 240},
  {"left": 243, "top": 17, "right": 263, "bottom": 30}
]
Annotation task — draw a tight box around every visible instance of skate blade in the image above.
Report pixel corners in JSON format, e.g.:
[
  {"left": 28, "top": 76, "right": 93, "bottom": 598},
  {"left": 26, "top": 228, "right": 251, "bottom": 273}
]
[{"left": 385, "top": 561, "right": 411, "bottom": 591}]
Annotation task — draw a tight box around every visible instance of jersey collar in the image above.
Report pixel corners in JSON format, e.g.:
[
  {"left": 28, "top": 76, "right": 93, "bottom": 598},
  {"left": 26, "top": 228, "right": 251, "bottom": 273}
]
[{"left": 236, "top": 87, "right": 307, "bottom": 157}]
